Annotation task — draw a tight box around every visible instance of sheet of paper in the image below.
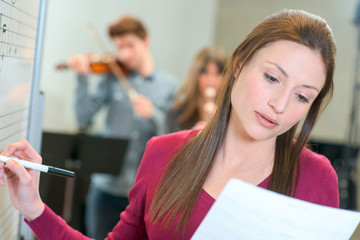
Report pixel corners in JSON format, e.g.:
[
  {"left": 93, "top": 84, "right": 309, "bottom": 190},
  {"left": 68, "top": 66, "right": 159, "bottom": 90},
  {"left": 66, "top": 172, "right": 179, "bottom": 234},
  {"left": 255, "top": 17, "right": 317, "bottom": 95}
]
[{"left": 192, "top": 178, "right": 360, "bottom": 240}]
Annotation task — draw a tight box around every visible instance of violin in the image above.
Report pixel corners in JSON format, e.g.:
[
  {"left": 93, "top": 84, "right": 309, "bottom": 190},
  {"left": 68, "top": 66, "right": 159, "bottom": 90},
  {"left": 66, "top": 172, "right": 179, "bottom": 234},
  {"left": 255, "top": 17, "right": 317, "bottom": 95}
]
[
  {"left": 55, "top": 54, "right": 130, "bottom": 76},
  {"left": 56, "top": 53, "right": 137, "bottom": 98}
]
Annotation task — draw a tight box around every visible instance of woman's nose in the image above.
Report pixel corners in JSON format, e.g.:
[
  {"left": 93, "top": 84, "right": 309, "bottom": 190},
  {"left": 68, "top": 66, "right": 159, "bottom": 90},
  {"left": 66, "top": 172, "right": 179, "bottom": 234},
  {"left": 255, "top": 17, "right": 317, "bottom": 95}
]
[{"left": 267, "top": 91, "right": 290, "bottom": 114}]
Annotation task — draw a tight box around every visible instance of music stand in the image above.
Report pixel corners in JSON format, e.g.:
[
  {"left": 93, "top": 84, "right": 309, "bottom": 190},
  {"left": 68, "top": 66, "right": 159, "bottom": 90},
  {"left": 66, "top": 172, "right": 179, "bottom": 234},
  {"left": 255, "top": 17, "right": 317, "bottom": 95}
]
[
  {"left": 39, "top": 131, "right": 128, "bottom": 232},
  {"left": 76, "top": 134, "right": 128, "bottom": 178},
  {"left": 39, "top": 132, "right": 77, "bottom": 218}
]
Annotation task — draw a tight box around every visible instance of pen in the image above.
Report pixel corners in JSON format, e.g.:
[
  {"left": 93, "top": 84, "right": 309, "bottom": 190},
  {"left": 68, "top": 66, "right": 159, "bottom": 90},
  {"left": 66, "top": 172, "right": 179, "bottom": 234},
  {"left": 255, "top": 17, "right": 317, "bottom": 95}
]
[{"left": 0, "top": 155, "right": 75, "bottom": 178}]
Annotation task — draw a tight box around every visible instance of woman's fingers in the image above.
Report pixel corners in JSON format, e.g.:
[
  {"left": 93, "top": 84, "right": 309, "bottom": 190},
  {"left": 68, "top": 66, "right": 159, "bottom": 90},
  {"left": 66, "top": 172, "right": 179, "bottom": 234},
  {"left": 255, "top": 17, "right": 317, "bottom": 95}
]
[
  {"left": 3, "top": 139, "right": 42, "bottom": 164},
  {"left": 3, "top": 158, "right": 44, "bottom": 220},
  {"left": 5, "top": 159, "right": 32, "bottom": 184}
]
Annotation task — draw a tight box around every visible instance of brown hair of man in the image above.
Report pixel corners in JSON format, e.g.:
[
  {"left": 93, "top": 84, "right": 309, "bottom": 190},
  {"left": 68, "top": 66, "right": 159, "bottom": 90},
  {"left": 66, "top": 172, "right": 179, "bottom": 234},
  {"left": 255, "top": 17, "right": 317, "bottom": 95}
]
[
  {"left": 150, "top": 9, "right": 336, "bottom": 236},
  {"left": 108, "top": 15, "right": 147, "bottom": 40}
]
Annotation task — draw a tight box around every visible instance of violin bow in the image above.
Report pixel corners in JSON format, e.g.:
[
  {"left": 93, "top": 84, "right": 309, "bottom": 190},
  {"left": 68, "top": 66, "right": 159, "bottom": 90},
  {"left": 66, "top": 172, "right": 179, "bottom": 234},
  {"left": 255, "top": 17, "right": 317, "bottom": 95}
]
[{"left": 87, "top": 23, "right": 138, "bottom": 99}]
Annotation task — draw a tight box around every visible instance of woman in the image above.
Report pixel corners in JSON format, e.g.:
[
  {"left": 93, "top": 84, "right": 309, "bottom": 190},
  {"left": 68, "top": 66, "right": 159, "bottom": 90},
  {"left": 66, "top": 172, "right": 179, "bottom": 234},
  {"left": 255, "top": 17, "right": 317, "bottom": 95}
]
[
  {"left": 165, "top": 46, "right": 227, "bottom": 132},
  {"left": 0, "top": 9, "right": 338, "bottom": 240}
]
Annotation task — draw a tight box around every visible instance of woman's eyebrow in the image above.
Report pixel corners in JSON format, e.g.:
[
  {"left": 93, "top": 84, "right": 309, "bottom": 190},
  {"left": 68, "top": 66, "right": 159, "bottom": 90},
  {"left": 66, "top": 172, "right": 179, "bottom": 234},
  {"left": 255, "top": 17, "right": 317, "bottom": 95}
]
[
  {"left": 267, "top": 61, "right": 288, "bottom": 77},
  {"left": 267, "top": 61, "right": 320, "bottom": 92},
  {"left": 302, "top": 84, "right": 320, "bottom": 92}
]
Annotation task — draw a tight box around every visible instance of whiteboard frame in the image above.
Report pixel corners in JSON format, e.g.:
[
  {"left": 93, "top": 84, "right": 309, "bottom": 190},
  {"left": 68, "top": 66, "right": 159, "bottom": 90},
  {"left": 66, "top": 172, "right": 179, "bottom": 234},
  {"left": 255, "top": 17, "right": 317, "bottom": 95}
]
[{"left": 19, "top": 0, "right": 47, "bottom": 239}]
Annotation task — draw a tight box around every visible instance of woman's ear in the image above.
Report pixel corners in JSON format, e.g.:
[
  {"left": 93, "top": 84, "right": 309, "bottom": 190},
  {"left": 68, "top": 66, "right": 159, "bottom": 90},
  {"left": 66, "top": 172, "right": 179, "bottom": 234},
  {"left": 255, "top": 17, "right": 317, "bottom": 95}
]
[{"left": 233, "top": 61, "right": 242, "bottom": 78}]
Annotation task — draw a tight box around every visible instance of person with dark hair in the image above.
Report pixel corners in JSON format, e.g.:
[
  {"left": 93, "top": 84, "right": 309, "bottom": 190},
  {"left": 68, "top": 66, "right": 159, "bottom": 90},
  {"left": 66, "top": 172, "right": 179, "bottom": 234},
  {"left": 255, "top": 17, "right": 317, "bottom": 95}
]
[
  {"left": 0, "top": 9, "right": 338, "bottom": 239},
  {"left": 67, "top": 15, "right": 178, "bottom": 239},
  {"left": 165, "top": 46, "right": 227, "bottom": 132}
]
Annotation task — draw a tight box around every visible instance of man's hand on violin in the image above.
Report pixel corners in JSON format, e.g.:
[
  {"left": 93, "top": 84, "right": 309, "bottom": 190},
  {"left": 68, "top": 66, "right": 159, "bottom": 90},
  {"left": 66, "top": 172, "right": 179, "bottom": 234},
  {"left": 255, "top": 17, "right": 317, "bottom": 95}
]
[
  {"left": 67, "top": 54, "right": 91, "bottom": 74},
  {"left": 131, "top": 95, "right": 154, "bottom": 119}
]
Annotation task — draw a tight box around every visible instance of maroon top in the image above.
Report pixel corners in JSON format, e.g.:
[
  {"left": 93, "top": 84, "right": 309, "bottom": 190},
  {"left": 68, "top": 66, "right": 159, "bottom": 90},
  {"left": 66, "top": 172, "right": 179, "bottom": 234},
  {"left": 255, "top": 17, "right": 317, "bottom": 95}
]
[{"left": 26, "top": 129, "right": 339, "bottom": 240}]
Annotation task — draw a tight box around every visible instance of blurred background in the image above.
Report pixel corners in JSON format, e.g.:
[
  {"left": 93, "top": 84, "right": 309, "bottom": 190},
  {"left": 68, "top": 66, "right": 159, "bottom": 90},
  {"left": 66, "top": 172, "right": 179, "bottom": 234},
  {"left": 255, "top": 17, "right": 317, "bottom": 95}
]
[
  {"left": 38, "top": 0, "right": 360, "bottom": 228},
  {"left": 41, "top": 0, "right": 357, "bottom": 141}
]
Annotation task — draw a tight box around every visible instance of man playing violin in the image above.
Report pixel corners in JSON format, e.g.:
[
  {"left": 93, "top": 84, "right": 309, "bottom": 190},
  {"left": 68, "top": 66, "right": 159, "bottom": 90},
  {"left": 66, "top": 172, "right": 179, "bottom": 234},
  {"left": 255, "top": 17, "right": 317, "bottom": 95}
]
[{"left": 67, "top": 15, "right": 178, "bottom": 240}]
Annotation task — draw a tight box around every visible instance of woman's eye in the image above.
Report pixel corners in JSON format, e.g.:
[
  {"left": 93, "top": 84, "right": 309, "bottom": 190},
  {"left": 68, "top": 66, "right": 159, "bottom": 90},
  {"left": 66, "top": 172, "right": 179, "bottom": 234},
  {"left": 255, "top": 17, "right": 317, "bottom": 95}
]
[
  {"left": 264, "top": 73, "right": 278, "bottom": 83},
  {"left": 297, "top": 94, "right": 309, "bottom": 103}
]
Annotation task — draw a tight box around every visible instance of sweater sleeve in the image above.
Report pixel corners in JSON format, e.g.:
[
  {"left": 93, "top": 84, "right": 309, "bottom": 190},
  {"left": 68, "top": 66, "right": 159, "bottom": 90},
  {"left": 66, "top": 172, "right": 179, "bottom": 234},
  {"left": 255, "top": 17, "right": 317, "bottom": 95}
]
[
  {"left": 25, "top": 205, "right": 93, "bottom": 240},
  {"left": 25, "top": 137, "right": 153, "bottom": 240},
  {"left": 295, "top": 148, "right": 340, "bottom": 209},
  {"left": 319, "top": 164, "right": 339, "bottom": 208}
]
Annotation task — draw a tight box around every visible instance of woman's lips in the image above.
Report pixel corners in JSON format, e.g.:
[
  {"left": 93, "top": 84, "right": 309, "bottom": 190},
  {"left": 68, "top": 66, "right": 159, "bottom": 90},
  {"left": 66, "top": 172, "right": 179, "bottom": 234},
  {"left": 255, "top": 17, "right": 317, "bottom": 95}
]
[{"left": 255, "top": 111, "right": 278, "bottom": 129}]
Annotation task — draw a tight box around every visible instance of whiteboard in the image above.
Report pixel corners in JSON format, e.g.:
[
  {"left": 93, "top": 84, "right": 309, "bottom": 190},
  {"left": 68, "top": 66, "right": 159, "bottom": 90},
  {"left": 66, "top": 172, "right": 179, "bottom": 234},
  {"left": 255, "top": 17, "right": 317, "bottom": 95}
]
[{"left": 0, "top": 0, "right": 45, "bottom": 239}]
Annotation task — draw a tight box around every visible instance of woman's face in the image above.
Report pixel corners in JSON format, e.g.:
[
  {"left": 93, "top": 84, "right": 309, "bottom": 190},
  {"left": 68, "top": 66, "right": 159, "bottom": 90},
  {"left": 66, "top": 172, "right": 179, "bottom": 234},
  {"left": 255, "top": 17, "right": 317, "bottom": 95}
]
[
  {"left": 230, "top": 40, "right": 326, "bottom": 141},
  {"left": 198, "top": 61, "right": 223, "bottom": 99}
]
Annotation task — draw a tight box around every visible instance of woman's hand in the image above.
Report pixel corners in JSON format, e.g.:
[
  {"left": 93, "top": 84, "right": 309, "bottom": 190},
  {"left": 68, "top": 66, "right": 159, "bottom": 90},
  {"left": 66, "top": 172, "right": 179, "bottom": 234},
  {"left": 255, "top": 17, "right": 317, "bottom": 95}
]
[{"left": 0, "top": 139, "right": 45, "bottom": 221}]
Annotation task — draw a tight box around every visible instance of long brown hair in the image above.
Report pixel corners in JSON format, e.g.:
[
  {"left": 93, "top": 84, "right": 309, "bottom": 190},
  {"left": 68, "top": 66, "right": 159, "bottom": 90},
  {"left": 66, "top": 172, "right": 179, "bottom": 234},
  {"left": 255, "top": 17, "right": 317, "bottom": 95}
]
[
  {"left": 151, "top": 9, "right": 336, "bottom": 235},
  {"left": 171, "top": 46, "right": 227, "bottom": 129}
]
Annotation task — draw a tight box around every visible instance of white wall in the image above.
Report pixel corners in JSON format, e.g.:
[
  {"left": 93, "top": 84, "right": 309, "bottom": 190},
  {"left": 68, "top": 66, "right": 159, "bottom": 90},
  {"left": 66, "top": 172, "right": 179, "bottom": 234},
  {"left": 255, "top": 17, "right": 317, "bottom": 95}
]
[
  {"left": 215, "top": 0, "right": 358, "bottom": 143},
  {"left": 40, "top": 0, "right": 218, "bottom": 133}
]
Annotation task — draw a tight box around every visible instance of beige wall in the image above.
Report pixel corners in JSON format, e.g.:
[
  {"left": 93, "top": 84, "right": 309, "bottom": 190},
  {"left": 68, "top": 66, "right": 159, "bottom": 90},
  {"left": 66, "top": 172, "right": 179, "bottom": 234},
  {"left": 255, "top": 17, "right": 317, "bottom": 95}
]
[{"left": 215, "top": 0, "right": 358, "bottom": 143}]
